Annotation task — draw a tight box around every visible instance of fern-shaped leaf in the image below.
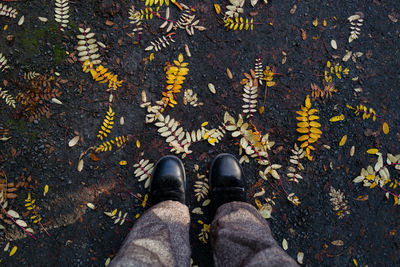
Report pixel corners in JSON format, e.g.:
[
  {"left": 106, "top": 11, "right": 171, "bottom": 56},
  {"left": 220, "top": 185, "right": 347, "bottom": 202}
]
[
  {"left": 0, "top": 53, "right": 10, "bottom": 73},
  {"left": 296, "top": 95, "right": 322, "bottom": 160},
  {"left": 133, "top": 159, "right": 154, "bottom": 188},
  {"left": 348, "top": 13, "right": 364, "bottom": 43},
  {"left": 0, "top": 3, "right": 18, "bottom": 18},
  {"left": 138, "top": 7, "right": 160, "bottom": 20},
  {"left": 55, "top": 0, "right": 70, "bottom": 32},
  {"left": 84, "top": 63, "right": 123, "bottom": 91},
  {"left": 76, "top": 26, "right": 102, "bottom": 69},
  {"left": 242, "top": 78, "right": 258, "bottom": 119},
  {"left": 346, "top": 104, "right": 376, "bottom": 121},
  {"left": 143, "top": 0, "right": 174, "bottom": 7},
  {"left": 95, "top": 136, "right": 129, "bottom": 153},
  {"left": 97, "top": 106, "right": 114, "bottom": 140},
  {"left": 0, "top": 88, "right": 16, "bottom": 108},
  {"left": 224, "top": 16, "right": 254, "bottom": 31},
  {"left": 183, "top": 89, "right": 203, "bottom": 107},
  {"left": 254, "top": 58, "right": 263, "bottom": 85},
  {"left": 128, "top": 6, "right": 143, "bottom": 40},
  {"left": 145, "top": 33, "right": 176, "bottom": 52}
]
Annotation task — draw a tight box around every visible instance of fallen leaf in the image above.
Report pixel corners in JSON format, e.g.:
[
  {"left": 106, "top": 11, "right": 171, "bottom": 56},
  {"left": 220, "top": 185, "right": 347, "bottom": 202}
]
[
  {"left": 51, "top": 98, "right": 63, "bottom": 104},
  {"left": 68, "top": 136, "right": 80, "bottom": 147},
  {"left": 105, "top": 20, "right": 114, "bottom": 26},
  {"left": 214, "top": 4, "right": 221, "bottom": 14},
  {"left": 18, "top": 16, "right": 24, "bottom": 26},
  {"left": 367, "top": 148, "right": 379, "bottom": 154},
  {"left": 339, "top": 135, "right": 347, "bottom": 146},
  {"left": 77, "top": 159, "right": 84, "bottom": 172},
  {"left": 331, "top": 40, "right": 337, "bottom": 50},
  {"left": 329, "top": 115, "right": 345, "bottom": 122},
  {"left": 290, "top": 4, "right": 297, "bottom": 14},
  {"left": 4, "top": 242, "right": 9, "bottom": 252},
  {"left": 356, "top": 195, "right": 369, "bottom": 201},
  {"left": 297, "top": 252, "right": 304, "bottom": 264},
  {"left": 9, "top": 246, "right": 17, "bottom": 256},
  {"left": 226, "top": 68, "right": 233, "bottom": 79},
  {"left": 119, "top": 160, "right": 127, "bottom": 166},
  {"left": 87, "top": 203, "right": 96, "bottom": 210},
  {"left": 331, "top": 240, "right": 344, "bottom": 246},
  {"left": 300, "top": 28, "right": 307, "bottom": 40},
  {"left": 192, "top": 207, "right": 203, "bottom": 214},
  {"left": 312, "top": 18, "right": 318, "bottom": 27},
  {"left": 136, "top": 140, "right": 140, "bottom": 148},
  {"left": 89, "top": 153, "right": 100, "bottom": 161},
  {"left": 382, "top": 122, "right": 389, "bottom": 134},
  {"left": 350, "top": 145, "right": 355, "bottom": 157},
  {"left": 208, "top": 83, "right": 216, "bottom": 94},
  {"left": 7, "top": 210, "right": 19, "bottom": 219},
  {"left": 388, "top": 14, "right": 398, "bottom": 23},
  {"left": 43, "top": 185, "right": 49, "bottom": 196},
  {"left": 38, "top": 17, "right": 48, "bottom": 22},
  {"left": 282, "top": 238, "right": 288, "bottom": 250},
  {"left": 120, "top": 117, "right": 125, "bottom": 125}
]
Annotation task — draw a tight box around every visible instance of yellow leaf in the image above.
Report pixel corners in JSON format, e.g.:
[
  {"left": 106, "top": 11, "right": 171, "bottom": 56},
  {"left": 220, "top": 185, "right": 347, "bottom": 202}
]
[
  {"left": 259, "top": 106, "right": 264, "bottom": 114},
  {"left": 305, "top": 95, "right": 311, "bottom": 109},
  {"left": 178, "top": 53, "right": 184, "bottom": 63},
  {"left": 43, "top": 185, "right": 49, "bottom": 196},
  {"left": 9, "top": 246, "right": 17, "bottom": 256},
  {"left": 367, "top": 148, "right": 379, "bottom": 154},
  {"left": 310, "top": 128, "right": 322, "bottom": 134},
  {"left": 323, "top": 19, "right": 327, "bottom": 27},
  {"left": 136, "top": 140, "right": 140, "bottom": 148},
  {"left": 298, "top": 134, "right": 309, "bottom": 142},
  {"left": 382, "top": 122, "right": 389, "bottom": 134},
  {"left": 309, "top": 121, "right": 321, "bottom": 127},
  {"left": 119, "top": 160, "right": 127, "bottom": 166},
  {"left": 149, "top": 53, "right": 154, "bottom": 62},
  {"left": 329, "top": 114, "right": 345, "bottom": 122},
  {"left": 308, "top": 115, "right": 320, "bottom": 121},
  {"left": 353, "top": 258, "right": 358, "bottom": 266},
  {"left": 254, "top": 199, "right": 262, "bottom": 208},
  {"left": 214, "top": 4, "right": 221, "bottom": 14},
  {"left": 296, "top": 128, "right": 309, "bottom": 134},
  {"left": 297, "top": 122, "right": 309, "bottom": 128},
  {"left": 366, "top": 174, "right": 375, "bottom": 180},
  {"left": 339, "top": 135, "right": 347, "bottom": 146},
  {"left": 296, "top": 110, "right": 308, "bottom": 117},
  {"left": 312, "top": 18, "right": 318, "bottom": 26},
  {"left": 201, "top": 121, "right": 208, "bottom": 127}
]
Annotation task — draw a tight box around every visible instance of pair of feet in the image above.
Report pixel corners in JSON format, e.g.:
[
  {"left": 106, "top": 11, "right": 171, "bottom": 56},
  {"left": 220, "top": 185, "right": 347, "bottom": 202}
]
[{"left": 150, "top": 153, "right": 246, "bottom": 217}]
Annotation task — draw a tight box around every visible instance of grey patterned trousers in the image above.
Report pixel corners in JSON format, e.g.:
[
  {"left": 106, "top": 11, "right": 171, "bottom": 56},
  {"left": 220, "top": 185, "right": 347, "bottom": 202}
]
[{"left": 110, "top": 201, "right": 298, "bottom": 267}]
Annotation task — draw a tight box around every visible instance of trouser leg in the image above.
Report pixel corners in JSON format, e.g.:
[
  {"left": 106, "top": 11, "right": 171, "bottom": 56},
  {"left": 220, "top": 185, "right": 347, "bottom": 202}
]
[
  {"left": 110, "top": 200, "right": 191, "bottom": 267},
  {"left": 211, "top": 201, "right": 298, "bottom": 267}
]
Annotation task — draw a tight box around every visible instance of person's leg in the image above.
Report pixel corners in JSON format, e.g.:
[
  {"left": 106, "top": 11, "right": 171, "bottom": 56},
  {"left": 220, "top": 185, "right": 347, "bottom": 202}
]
[
  {"left": 110, "top": 156, "right": 190, "bottom": 267},
  {"left": 211, "top": 202, "right": 298, "bottom": 267},
  {"left": 209, "top": 154, "right": 298, "bottom": 267}
]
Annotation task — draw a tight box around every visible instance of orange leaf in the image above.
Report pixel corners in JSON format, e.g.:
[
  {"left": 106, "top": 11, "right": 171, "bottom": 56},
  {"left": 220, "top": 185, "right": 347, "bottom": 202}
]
[{"left": 89, "top": 153, "right": 100, "bottom": 161}]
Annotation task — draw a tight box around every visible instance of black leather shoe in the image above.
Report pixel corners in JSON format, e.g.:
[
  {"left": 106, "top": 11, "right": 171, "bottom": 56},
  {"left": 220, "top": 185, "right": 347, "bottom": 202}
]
[
  {"left": 209, "top": 153, "right": 246, "bottom": 217},
  {"left": 149, "top": 155, "right": 186, "bottom": 205}
]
